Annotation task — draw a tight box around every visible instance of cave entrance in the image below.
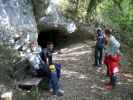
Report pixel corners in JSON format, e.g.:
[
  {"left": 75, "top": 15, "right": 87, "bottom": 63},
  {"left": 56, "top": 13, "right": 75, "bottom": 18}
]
[{"left": 37, "top": 29, "right": 67, "bottom": 48}]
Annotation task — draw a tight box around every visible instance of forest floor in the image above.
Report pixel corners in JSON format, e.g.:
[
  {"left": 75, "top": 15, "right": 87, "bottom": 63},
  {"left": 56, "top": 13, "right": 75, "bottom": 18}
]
[{"left": 40, "top": 40, "right": 133, "bottom": 100}]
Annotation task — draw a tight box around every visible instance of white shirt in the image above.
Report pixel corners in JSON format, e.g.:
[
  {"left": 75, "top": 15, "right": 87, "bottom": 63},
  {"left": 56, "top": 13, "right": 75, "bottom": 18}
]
[{"left": 105, "top": 35, "right": 120, "bottom": 55}]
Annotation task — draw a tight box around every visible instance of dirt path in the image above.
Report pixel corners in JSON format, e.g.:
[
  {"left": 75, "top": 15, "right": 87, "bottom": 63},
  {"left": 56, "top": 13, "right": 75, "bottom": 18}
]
[{"left": 41, "top": 41, "right": 133, "bottom": 100}]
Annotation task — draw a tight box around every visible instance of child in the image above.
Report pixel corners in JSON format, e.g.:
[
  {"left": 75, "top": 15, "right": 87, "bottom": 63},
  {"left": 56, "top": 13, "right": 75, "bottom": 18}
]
[
  {"left": 104, "top": 29, "right": 120, "bottom": 90},
  {"left": 49, "top": 64, "right": 63, "bottom": 96}
]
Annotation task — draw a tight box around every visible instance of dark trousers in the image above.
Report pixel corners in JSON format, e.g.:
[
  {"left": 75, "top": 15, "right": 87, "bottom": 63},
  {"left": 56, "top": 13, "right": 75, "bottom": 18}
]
[
  {"left": 95, "top": 46, "right": 103, "bottom": 67},
  {"left": 110, "top": 74, "right": 117, "bottom": 87},
  {"left": 48, "top": 56, "right": 53, "bottom": 65},
  {"left": 111, "top": 74, "right": 117, "bottom": 87},
  {"left": 35, "top": 64, "right": 50, "bottom": 78}
]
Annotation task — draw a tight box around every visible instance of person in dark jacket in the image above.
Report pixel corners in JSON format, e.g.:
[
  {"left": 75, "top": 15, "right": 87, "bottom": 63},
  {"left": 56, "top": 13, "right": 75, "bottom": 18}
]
[
  {"left": 94, "top": 28, "right": 104, "bottom": 72},
  {"left": 40, "top": 42, "right": 54, "bottom": 65}
]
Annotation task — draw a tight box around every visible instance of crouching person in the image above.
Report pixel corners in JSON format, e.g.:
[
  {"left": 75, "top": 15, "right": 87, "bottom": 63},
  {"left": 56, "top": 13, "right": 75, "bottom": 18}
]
[
  {"left": 49, "top": 64, "right": 64, "bottom": 96},
  {"left": 26, "top": 42, "right": 50, "bottom": 78},
  {"left": 104, "top": 29, "right": 121, "bottom": 90},
  {"left": 104, "top": 51, "right": 120, "bottom": 90}
]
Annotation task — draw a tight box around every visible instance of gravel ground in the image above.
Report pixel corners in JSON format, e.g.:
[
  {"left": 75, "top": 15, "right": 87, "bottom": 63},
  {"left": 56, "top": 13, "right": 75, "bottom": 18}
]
[{"left": 34, "top": 41, "right": 133, "bottom": 100}]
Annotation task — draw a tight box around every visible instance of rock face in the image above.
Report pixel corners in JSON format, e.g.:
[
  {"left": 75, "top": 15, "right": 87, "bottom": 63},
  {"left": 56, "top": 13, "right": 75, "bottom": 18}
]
[
  {"left": 0, "top": 0, "right": 77, "bottom": 49},
  {"left": 32, "top": 0, "right": 76, "bottom": 33},
  {"left": 0, "top": 0, "right": 37, "bottom": 48}
]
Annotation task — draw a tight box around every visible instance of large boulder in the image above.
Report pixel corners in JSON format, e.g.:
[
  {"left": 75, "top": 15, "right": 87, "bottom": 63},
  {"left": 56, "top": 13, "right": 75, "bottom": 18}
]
[
  {"left": 32, "top": 0, "right": 77, "bottom": 33},
  {"left": 0, "top": 0, "right": 37, "bottom": 48}
]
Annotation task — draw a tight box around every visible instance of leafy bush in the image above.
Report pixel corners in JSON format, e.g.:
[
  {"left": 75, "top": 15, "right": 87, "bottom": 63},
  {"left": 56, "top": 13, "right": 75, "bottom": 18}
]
[
  {"left": 96, "top": 0, "right": 133, "bottom": 47},
  {"left": 0, "top": 44, "right": 21, "bottom": 83}
]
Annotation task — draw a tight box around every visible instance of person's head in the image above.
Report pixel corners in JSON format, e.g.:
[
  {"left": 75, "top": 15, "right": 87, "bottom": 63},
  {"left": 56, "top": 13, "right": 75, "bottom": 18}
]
[
  {"left": 96, "top": 28, "right": 102, "bottom": 34},
  {"left": 104, "top": 29, "right": 112, "bottom": 37},
  {"left": 49, "top": 64, "right": 56, "bottom": 72},
  {"left": 104, "top": 29, "right": 112, "bottom": 47},
  {"left": 30, "top": 41, "right": 38, "bottom": 52},
  {"left": 47, "top": 42, "right": 54, "bottom": 50}
]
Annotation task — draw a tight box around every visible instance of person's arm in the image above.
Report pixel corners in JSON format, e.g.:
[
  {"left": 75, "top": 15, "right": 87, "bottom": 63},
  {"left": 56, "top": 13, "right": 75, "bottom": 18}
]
[
  {"left": 110, "top": 35, "right": 120, "bottom": 48},
  {"left": 43, "top": 49, "right": 49, "bottom": 65},
  {"left": 46, "top": 57, "right": 49, "bottom": 65}
]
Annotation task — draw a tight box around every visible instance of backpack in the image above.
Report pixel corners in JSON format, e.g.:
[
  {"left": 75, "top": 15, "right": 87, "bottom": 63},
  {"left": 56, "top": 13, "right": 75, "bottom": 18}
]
[
  {"left": 55, "top": 63, "right": 62, "bottom": 79},
  {"left": 96, "top": 32, "right": 104, "bottom": 48}
]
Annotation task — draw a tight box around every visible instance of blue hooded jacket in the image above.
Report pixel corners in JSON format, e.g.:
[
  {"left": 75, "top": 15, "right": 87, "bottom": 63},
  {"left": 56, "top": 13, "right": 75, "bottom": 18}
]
[{"left": 96, "top": 31, "right": 104, "bottom": 48}]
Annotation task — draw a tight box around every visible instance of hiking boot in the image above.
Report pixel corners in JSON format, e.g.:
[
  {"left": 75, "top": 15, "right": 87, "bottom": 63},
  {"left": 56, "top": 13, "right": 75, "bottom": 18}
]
[
  {"left": 96, "top": 67, "right": 102, "bottom": 72},
  {"left": 58, "top": 89, "right": 64, "bottom": 94},
  {"left": 56, "top": 90, "right": 64, "bottom": 96}
]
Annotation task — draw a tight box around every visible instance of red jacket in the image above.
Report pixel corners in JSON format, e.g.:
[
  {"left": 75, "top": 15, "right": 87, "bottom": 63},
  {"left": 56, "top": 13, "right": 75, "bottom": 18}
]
[{"left": 104, "top": 54, "right": 120, "bottom": 76}]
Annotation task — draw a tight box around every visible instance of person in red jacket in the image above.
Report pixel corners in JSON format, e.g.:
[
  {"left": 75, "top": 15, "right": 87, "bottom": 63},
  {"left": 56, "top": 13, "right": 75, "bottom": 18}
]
[
  {"left": 104, "top": 51, "right": 120, "bottom": 88},
  {"left": 104, "top": 29, "right": 120, "bottom": 90}
]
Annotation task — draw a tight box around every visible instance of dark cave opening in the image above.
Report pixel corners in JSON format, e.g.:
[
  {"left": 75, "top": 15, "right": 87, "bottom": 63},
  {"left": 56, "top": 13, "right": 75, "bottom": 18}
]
[{"left": 37, "top": 29, "right": 68, "bottom": 48}]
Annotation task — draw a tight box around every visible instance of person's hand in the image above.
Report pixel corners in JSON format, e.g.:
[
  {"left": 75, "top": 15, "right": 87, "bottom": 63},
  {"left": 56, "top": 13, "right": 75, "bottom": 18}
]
[
  {"left": 116, "top": 49, "right": 120, "bottom": 54},
  {"left": 106, "top": 52, "right": 111, "bottom": 56}
]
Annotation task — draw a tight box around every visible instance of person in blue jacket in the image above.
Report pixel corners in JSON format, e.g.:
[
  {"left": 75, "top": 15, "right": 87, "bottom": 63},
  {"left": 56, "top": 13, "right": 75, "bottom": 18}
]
[
  {"left": 49, "top": 64, "right": 64, "bottom": 96},
  {"left": 94, "top": 28, "right": 104, "bottom": 72}
]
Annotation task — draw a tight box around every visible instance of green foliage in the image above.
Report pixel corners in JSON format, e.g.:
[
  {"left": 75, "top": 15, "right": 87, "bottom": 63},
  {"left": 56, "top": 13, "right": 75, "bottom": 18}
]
[
  {"left": 60, "top": 0, "right": 89, "bottom": 22},
  {"left": 96, "top": 0, "right": 133, "bottom": 47},
  {"left": 87, "top": 0, "right": 102, "bottom": 15},
  {"left": 0, "top": 44, "right": 21, "bottom": 83}
]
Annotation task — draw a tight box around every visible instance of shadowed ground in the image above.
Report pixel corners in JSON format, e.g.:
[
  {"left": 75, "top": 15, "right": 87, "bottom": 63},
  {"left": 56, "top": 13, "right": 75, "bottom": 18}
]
[{"left": 40, "top": 40, "right": 133, "bottom": 100}]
